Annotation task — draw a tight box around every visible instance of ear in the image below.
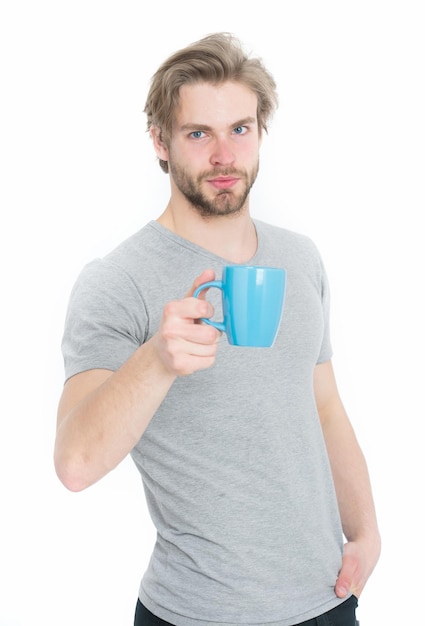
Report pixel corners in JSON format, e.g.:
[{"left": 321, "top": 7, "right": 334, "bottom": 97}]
[{"left": 150, "top": 126, "right": 169, "bottom": 163}]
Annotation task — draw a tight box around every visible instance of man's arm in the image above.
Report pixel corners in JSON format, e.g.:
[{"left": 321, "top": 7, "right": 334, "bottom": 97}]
[
  {"left": 54, "top": 270, "right": 220, "bottom": 493},
  {"left": 314, "top": 360, "right": 381, "bottom": 598}
]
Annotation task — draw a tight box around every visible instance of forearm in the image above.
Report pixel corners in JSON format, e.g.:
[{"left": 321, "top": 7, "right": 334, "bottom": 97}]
[
  {"left": 326, "top": 419, "right": 380, "bottom": 547},
  {"left": 314, "top": 361, "right": 380, "bottom": 596},
  {"left": 315, "top": 362, "right": 380, "bottom": 549},
  {"left": 54, "top": 338, "right": 176, "bottom": 492},
  {"left": 323, "top": 414, "right": 381, "bottom": 598}
]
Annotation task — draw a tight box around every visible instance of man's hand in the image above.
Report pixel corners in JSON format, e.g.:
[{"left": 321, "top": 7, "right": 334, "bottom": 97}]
[
  {"left": 152, "top": 269, "right": 221, "bottom": 377},
  {"left": 335, "top": 539, "right": 380, "bottom": 599}
]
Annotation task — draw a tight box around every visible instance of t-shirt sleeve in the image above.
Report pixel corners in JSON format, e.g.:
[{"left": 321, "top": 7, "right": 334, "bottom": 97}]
[
  {"left": 316, "top": 251, "right": 333, "bottom": 364},
  {"left": 61, "top": 258, "right": 148, "bottom": 381}
]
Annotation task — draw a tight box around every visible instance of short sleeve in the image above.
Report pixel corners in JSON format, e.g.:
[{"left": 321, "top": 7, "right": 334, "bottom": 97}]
[
  {"left": 61, "top": 259, "right": 148, "bottom": 381},
  {"left": 316, "top": 253, "right": 333, "bottom": 364}
]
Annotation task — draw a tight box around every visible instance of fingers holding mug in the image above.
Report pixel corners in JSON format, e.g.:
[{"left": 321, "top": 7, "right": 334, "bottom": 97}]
[{"left": 186, "top": 269, "right": 216, "bottom": 299}]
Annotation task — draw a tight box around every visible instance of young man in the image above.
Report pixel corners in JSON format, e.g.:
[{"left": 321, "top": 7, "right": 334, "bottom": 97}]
[{"left": 55, "top": 33, "right": 380, "bottom": 626}]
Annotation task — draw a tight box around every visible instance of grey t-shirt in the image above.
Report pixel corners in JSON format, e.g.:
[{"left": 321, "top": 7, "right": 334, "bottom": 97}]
[{"left": 62, "top": 220, "right": 345, "bottom": 626}]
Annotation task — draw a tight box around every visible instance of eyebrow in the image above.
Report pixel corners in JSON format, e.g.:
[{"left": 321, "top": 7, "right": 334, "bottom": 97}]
[{"left": 179, "top": 117, "right": 257, "bottom": 132}]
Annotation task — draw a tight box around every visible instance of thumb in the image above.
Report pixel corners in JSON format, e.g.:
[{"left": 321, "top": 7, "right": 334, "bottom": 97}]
[
  {"left": 186, "top": 269, "right": 216, "bottom": 299},
  {"left": 335, "top": 552, "right": 357, "bottom": 598}
]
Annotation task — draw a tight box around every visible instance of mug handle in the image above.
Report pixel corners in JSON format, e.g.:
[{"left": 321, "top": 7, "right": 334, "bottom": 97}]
[{"left": 193, "top": 281, "right": 226, "bottom": 332}]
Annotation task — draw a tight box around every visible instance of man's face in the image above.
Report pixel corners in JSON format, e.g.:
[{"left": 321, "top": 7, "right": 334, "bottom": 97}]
[{"left": 165, "top": 81, "right": 261, "bottom": 218}]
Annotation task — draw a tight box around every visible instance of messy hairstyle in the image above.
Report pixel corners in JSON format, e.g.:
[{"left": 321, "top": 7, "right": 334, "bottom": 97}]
[{"left": 144, "top": 32, "right": 279, "bottom": 173}]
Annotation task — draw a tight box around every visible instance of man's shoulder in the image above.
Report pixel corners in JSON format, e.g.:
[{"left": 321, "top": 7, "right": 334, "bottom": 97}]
[
  {"left": 105, "top": 220, "right": 158, "bottom": 258},
  {"left": 70, "top": 222, "right": 158, "bottom": 290}
]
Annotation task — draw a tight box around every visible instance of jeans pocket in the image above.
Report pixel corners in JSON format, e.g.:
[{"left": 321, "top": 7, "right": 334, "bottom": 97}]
[{"left": 328, "top": 595, "right": 358, "bottom": 626}]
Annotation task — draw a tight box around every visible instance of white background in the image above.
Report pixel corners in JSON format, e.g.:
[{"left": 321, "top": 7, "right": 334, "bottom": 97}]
[{"left": 1, "top": 1, "right": 424, "bottom": 624}]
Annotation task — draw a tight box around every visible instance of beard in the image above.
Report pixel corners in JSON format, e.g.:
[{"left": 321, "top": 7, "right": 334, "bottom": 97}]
[{"left": 168, "top": 158, "right": 259, "bottom": 218}]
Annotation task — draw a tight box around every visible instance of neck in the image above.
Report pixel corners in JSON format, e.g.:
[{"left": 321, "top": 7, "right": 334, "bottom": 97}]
[{"left": 157, "top": 201, "right": 257, "bottom": 264}]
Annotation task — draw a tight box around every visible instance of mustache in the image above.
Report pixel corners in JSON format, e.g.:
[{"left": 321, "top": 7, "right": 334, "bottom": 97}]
[{"left": 200, "top": 167, "right": 244, "bottom": 179}]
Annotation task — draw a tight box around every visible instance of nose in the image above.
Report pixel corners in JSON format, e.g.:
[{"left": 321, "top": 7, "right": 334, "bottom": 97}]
[{"left": 209, "top": 136, "right": 235, "bottom": 167}]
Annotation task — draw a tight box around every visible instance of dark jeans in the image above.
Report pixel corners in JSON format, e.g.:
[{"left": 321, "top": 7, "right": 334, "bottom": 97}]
[{"left": 134, "top": 595, "right": 359, "bottom": 625}]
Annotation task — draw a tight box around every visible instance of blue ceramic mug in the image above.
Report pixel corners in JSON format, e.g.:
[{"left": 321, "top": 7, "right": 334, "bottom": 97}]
[{"left": 193, "top": 265, "right": 286, "bottom": 347}]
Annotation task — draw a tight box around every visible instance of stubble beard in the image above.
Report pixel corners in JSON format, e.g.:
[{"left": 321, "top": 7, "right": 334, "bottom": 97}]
[{"left": 169, "top": 159, "right": 259, "bottom": 219}]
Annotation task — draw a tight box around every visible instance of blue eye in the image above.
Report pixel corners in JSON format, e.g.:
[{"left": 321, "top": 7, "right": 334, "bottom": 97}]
[
  {"left": 233, "top": 126, "right": 247, "bottom": 135},
  {"left": 191, "top": 131, "right": 205, "bottom": 139}
]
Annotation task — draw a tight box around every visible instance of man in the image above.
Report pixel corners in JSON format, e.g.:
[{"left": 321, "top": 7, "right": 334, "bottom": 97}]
[{"left": 55, "top": 33, "right": 380, "bottom": 626}]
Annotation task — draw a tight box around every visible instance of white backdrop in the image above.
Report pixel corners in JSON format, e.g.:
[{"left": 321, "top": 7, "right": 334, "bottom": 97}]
[{"left": 1, "top": 1, "right": 424, "bottom": 624}]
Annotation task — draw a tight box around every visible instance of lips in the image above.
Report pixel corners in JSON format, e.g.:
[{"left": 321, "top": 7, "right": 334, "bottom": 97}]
[{"left": 208, "top": 177, "right": 239, "bottom": 190}]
